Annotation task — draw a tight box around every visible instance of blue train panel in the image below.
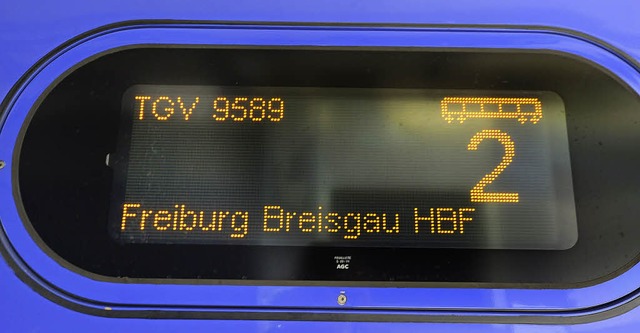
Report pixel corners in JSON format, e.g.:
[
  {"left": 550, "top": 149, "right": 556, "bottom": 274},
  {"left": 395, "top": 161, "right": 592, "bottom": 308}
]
[{"left": 2, "top": 1, "right": 640, "bottom": 332}]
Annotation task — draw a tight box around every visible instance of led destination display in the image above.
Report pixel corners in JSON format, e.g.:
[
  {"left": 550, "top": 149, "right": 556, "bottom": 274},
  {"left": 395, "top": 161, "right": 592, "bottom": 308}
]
[{"left": 110, "top": 85, "right": 577, "bottom": 249}]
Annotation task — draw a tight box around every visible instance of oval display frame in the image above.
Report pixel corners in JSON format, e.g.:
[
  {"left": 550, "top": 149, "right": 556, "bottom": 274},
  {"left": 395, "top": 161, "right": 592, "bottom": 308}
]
[{"left": 2, "top": 23, "right": 640, "bottom": 316}]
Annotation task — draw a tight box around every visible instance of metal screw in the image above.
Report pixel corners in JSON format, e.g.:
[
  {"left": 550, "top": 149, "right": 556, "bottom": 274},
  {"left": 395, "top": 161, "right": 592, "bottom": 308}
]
[
  {"left": 337, "top": 293, "right": 347, "bottom": 306},
  {"left": 0, "top": 160, "right": 5, "bottom": 170}
]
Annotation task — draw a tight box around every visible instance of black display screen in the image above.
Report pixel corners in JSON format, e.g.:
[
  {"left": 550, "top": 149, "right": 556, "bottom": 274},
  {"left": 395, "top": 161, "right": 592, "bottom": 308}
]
[
  {"left": 17, "top": 48, "right": 640, "bottom": 283},
  {"left": 112, "top": 86, "right": 577, "bottom": 249}
]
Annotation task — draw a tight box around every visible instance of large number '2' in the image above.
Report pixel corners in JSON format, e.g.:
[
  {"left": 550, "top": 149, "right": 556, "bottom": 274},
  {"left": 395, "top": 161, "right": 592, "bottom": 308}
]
[{"left": 467, "top": 129, "right": 519, "bottom": 203}]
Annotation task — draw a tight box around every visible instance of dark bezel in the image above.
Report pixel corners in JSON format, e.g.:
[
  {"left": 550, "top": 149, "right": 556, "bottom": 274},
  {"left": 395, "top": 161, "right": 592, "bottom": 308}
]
[{"left": 16, "top": 47, "right": 640, "bottom": 286}]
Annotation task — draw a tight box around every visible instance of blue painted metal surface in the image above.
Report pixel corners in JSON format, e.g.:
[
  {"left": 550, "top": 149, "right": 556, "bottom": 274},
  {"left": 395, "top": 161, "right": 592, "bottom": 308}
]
[{"left": 2, "top": 1, "right": 640, "bottom": 332}]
